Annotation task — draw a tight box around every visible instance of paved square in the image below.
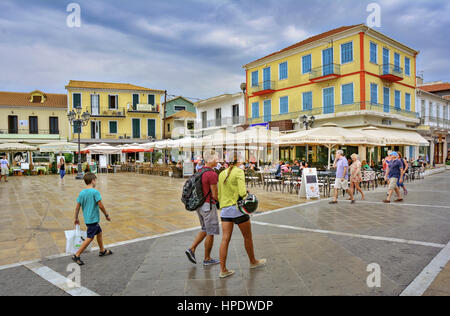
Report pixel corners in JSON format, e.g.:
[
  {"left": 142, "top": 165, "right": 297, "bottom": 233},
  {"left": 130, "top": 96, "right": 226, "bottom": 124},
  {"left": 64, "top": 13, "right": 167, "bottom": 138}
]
[
  {"left": 0, "top": 171, "right": 449, "bottom": 296},
  {"left": 0, "top": 173, "right": 309, "bottom": 266}
]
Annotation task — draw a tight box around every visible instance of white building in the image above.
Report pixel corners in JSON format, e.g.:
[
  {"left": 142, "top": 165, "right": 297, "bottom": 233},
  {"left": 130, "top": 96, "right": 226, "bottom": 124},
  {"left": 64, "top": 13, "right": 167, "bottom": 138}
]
[
  {"left": 416, "top": 80, "right": 450, "bottom": 165},
  {"left": 194, "top": 92, "right": 246, "bottom": 135}
]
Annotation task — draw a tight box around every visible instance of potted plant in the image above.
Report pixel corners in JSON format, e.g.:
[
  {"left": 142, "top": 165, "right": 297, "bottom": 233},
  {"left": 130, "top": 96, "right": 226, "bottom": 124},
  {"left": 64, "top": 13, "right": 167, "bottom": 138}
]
[{"left": 446, "top": 160, "right": 450, "bottom": 170}]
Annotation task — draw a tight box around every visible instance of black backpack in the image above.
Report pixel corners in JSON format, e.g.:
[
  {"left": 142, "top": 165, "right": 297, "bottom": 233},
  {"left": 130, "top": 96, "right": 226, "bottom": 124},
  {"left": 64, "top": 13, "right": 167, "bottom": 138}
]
[{"left": 181, "top": 168, "right": 211, "bottom": 211}]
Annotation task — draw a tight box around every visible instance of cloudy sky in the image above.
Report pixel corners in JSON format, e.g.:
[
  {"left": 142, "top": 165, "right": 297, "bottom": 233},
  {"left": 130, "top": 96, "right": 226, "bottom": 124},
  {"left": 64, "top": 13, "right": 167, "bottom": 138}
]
[{"left": 0, "top": 0, "right": 449, "bottom": 100}]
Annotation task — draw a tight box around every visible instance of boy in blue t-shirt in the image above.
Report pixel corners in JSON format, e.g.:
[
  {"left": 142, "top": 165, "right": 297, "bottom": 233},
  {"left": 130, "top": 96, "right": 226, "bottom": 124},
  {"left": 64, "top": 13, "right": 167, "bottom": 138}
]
[{"left": 72, "top": 173, "right": 112, "bottom": 265}]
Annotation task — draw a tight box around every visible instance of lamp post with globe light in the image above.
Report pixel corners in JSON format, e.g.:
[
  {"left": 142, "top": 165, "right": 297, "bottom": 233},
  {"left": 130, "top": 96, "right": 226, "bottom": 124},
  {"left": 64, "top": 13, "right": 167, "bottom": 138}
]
[
  {"left": 67, "top": 108, "right": 90, "bottom": 179},
  {"left": 301, "top": 115, "right": 315, "bottom": 163}
]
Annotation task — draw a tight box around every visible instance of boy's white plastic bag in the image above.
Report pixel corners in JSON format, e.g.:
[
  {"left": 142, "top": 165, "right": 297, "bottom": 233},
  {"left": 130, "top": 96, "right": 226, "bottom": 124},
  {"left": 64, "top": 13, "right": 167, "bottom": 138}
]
[{"left": 65, "top": 225, "right": 90, "bottom": 254}]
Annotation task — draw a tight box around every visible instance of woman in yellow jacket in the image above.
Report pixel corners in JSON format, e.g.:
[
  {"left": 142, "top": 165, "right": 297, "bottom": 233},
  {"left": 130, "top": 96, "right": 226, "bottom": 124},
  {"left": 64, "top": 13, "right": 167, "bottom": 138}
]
[{"left": 218, "top": 160, "right": 266, "bottom": 278}]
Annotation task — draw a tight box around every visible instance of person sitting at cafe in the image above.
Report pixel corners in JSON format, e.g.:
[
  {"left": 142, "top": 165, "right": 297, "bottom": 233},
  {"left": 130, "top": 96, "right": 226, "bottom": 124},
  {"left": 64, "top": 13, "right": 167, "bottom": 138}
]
[
  {"left": 281, "top": 163, "right": 291, "bottom": 174},
  {"left": 361, "top": 160, "right": 372, "bottom": 170},
  {"left": 291, "top": 161, "right": 300, "bottom": 175}
]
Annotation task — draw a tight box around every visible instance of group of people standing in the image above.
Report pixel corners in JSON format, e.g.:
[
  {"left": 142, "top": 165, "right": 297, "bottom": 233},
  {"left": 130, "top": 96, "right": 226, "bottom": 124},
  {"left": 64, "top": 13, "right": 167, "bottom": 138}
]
[{"left": 186, "top": 150, "right": 266, "bottom": 279}]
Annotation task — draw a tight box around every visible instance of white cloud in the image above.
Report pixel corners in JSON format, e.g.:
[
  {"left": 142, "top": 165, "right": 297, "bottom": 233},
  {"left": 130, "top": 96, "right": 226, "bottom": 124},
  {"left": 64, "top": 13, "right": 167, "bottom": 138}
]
[{"left": 282, "top": 25, "right": 309, "bottom": 42}]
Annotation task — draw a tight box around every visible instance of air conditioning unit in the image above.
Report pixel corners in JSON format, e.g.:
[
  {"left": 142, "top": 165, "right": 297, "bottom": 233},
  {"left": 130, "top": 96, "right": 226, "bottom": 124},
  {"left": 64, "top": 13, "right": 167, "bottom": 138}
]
[{"left": 119, "top": 136, "right": 123, "bottom": 139}]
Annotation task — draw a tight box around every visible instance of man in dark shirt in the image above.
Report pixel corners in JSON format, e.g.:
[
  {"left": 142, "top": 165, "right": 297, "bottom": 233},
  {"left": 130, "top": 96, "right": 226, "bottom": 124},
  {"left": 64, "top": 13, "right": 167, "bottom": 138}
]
[{"left": 384, "top": 152, "right": 404, "bottom": 203}]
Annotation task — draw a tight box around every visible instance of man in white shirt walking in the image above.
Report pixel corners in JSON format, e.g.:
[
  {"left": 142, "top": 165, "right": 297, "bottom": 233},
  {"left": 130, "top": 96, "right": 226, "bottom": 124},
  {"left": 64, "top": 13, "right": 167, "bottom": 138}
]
[{"left": 1, "top": 155, "right": 10, "bottom": 183}]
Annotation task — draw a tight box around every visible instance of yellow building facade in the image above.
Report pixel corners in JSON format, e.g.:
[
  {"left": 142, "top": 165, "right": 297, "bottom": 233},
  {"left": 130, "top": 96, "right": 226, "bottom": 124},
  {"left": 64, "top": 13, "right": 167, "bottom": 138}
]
[
  {"left": 66, "top": 81, "right": 165, "bottom": 144},
  {"left": 245, "top": 24, "right": 417, "bottom": 124},
  {"left": 244, "top": 24, "right": 420, "bottom": 164},
  {"left": 0, "top": 90, "right": 69, "bottom": 144}
]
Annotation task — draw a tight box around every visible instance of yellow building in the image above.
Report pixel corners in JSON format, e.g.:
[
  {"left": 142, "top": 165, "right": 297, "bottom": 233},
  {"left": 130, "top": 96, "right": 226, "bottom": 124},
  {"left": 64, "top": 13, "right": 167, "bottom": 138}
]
[
  {"left": 65, "top": 80, "right": 165, "bottom": 144},
  {"left": 0, "top": 90, "right": 69, "bottom": 145},
  {"left": 244, "top": 24, "right": 421, "bottom": 163}
]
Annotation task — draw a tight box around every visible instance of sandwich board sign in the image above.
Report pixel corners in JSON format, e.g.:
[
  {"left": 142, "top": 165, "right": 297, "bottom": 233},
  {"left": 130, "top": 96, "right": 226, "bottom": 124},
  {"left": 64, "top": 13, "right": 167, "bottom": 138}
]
[
  {"left": 183, "top": 162, "right": 194, "bottom": 177},
  {"left": 299, "top": 168, "right": 320, "bottom": 200}
]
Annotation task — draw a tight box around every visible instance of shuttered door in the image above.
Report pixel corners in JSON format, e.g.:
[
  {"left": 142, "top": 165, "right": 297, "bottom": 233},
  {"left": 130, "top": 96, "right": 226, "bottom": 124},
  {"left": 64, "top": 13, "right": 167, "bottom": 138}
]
[
  {"left": 323, "top": 87, "right": 334, "bottom": 114},
  {"left": 322, "top": 48, "right": 333, "bottom": 76},
  {"left": 383, "top": 48, "right": 389, "bottom": 75},
  {"left": 263, "top": 100, "right": 271, "bottom": 122},
  {"left": 383, "top": 87, "right": 390, "bottom": 113}
]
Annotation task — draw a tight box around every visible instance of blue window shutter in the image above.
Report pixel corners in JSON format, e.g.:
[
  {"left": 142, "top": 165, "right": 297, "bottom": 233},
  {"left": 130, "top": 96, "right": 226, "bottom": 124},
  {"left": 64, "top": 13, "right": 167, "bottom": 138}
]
[
  {"left": 395, "top": 90, "right": 401, "bottom": 109},
  {"left": 370, "top": 84, "right": 378, "bottom": 104},
  {"left": 279, "top": 62, "right": 287, "bottom": 80},
  {"left": 370, "top": 42, "right": 377, "bottom": 63},
  {"left": 394, "top": 53, "right": 400, "bottom": 72},
  {"left": 405, "top": 93, "right": 411, "bottom": 111},
  {"left": 252, "top": 102, "right": 259, "bottom": 118},
  {"left": 302, "top": 55, "right": 311, "bottom": 74},
  {"left": 280, "top": 96, "right": 289, "bottom": 114},
  {"left": 383, "top": 87, "right": 390, "bottom": 113},
  {"left": 341, "top": 42, "right": 353, "bottom": 63},
  {"left": 405, "top": 58, "right": 410, "bottom": 76},
  {"left": 342, "top": 83, "right": 353, "bottom": 105},
  {"left": 302, "top": 92, "right": 312, "bottom": 110},
  {"left": 323, "top": 87, "right": 334, "bottom": 114},
  {"left": 251, "top": 71, "right": 258, "bottom": 87}
]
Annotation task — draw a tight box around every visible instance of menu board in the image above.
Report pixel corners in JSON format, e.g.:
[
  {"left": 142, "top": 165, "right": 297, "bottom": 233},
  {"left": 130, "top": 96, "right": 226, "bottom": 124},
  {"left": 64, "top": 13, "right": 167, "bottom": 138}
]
[
  {"left": 299, "top": 168, "right": 320, "bottom": 200},
  {"left": 183, "top": 162, "right": 194, "bottom": 177}
]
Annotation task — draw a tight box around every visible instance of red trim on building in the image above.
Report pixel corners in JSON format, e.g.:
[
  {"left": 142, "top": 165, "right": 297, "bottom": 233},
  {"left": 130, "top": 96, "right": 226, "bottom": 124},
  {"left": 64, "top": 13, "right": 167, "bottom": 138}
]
[{"left": 359, "top": 32, "right": 366, "bottom": 110}]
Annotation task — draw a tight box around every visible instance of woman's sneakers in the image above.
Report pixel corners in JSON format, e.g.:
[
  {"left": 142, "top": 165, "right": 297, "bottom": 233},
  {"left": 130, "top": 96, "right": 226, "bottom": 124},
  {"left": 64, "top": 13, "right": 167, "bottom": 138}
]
[
  {"left": 250, "top": 258, "right": 267, "bottom": 269},
  {"left": 219, "top": 270, "right": 235, "bottom": 278}
]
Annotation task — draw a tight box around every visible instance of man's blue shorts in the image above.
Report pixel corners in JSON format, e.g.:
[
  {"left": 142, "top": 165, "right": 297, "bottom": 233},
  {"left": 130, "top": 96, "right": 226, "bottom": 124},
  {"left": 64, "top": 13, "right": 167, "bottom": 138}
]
[{"left": 86, "top": 223, "right": 102, "bottom": 239}]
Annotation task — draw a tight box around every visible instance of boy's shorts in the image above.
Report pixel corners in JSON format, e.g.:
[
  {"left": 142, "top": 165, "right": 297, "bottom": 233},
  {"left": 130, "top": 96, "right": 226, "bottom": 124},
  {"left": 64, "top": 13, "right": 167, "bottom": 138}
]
[
  {"left": 196, "top": 203, "right": 220, "bottom": 236},
  {"left": 86, "top": 223, "right": 102, "bottom": 239},
  {"left": 1, "top": 168, "right": 8, "bottom": 176}
]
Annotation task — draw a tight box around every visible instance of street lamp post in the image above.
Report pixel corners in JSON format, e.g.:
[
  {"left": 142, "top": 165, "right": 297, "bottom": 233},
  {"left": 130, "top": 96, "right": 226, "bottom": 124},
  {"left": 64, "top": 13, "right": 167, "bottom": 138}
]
[
  {"left": 301, "top": 115, "right": 315, "bottom": 163},
  {"left": 67, "top": 107, "right": 91, "bottom": 179}
]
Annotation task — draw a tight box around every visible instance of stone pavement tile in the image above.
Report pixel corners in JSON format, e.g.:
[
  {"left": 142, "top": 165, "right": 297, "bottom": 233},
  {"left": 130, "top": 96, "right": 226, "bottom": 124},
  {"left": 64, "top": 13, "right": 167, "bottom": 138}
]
[
  {"left": 215, "top": 287, "right": 248, "bottom": 296},
  {"left": 0, "top": 266, "right": 69, "bottom": 296},
  {"left": 123, "top": 279, "right": 157, "bottom": 296},
  {"left": 185, "top": 279, "right": 216, "bottom": 294},
  {"left": 153, "top": 280, "right": 186, "bottom": 296},
  {"left": 423, "top": 262, "right": 450, "bottom": 296}
]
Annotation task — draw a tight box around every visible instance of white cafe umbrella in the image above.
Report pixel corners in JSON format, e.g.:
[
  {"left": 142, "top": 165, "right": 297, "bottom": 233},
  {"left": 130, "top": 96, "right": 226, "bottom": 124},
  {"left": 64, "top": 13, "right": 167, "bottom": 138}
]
[
  {"left": 39, "top": 141, "right": 80, "bottom": 153},
  {"left": 279, "top": 123, "right": 382, "bottom": 169},
  {"left": 0, "top": 142, "right": 37, "bottom": 151}
]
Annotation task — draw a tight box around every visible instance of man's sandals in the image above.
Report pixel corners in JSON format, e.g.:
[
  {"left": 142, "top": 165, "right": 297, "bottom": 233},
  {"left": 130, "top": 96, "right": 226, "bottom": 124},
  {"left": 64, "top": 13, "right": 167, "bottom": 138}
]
[{"left": 72, "top": 249, "right": 113, "bottom": 266}]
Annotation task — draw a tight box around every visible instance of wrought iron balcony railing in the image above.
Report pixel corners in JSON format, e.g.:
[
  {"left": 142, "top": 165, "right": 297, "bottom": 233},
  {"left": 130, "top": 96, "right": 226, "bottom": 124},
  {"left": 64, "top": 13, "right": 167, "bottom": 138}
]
[
  {"left": 379, "top": 64, "right": 404, "bottom": 81},
  {"left": 309, "top": 64, "right": 341, "bottom": 81},
  {"left": 249, "top": 81, "right": 277, "bottom": 95}
]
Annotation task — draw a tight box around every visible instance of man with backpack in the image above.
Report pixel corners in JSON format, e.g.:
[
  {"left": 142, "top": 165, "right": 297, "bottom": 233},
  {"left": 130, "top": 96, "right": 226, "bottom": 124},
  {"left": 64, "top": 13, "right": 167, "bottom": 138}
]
[{"left": 184, "top": 150, "right": 220, "bottom": 266}]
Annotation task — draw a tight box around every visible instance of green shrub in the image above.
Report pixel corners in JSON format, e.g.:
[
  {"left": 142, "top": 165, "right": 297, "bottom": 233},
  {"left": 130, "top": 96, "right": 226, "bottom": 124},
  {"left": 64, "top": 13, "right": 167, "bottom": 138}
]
[{"left": 63, "top": 153, "right": 73, "bottom": 164}]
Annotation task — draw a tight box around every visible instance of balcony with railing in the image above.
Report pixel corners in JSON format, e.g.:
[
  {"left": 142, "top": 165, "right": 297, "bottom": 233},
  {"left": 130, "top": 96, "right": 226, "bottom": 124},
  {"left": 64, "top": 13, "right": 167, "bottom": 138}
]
[
  {"left": 379, "top": 64, "right": 404, "bottom": 82},
  {"left": 195, "top": 116, "right": 245, "bottom": 130},
  {"left": 127, "top": 103, "right": 159, "bottom": 113},
  {"left": 249, "top": 81, "right": 276, "bottom": 96},
  {"left": 248, "top": 102, "right": 419, "bottom": 124},
  {"left": 309, "top": 64, "right": 341, "bottom": 82},
  {"left": 0, "top": 129, "right": 61, "bottom": 140},
  {"left": 421, "top": 116, "right": 450, "bottom": 130},
  {"left": 89, "top": 107, "right": 126, "bottom": 118}
]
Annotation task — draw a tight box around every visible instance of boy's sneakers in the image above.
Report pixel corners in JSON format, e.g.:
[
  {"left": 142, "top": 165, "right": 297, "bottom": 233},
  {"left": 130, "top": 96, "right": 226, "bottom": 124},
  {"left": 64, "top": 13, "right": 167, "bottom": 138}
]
[
  {"left": 203, "top": 259, "right": 220, "bottom": 266},
  {"left": 185, "top": 248, "right": 196, "bottom": 264}
]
